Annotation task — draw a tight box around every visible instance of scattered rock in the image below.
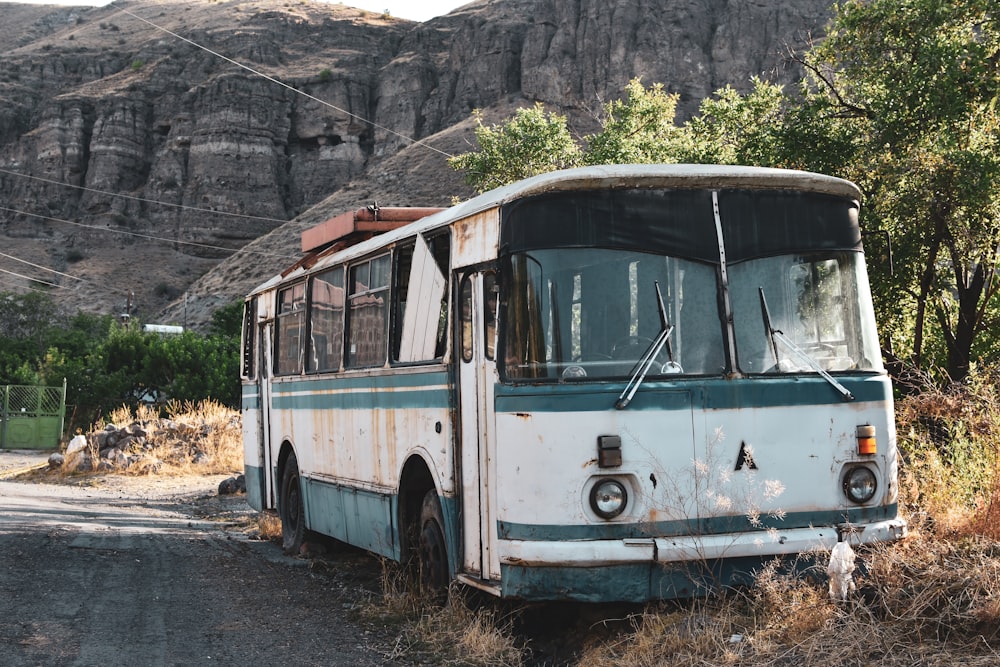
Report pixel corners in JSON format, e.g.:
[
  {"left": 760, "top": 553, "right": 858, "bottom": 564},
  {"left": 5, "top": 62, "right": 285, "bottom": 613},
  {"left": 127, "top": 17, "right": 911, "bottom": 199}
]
[
  {"left": 66, "top": 434, "right": 87, "bottom": 456},
  {"left": 218, "top": 474, "right": 247, "bottom": 495}
]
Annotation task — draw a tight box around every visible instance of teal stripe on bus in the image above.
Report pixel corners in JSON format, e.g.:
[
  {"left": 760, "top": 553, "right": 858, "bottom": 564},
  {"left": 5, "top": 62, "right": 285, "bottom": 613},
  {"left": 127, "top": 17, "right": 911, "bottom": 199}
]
[
  {"left": 494, "top": 374, "right": 890, "bottom": 413},
  {"left": 497, "top": 503, "right": 899, "bottom": 541},
  {"left": 272, "top": 388, "right": 450, "bottom": 410},
  {"left": 272, "top": 370, "right": 449, "bottom": 393},
  {"left": 241, "top": 388, "right": 259, "bottom": 411},
  {"left": 268, "top": 370, "right": 452, "bottom": 410}
]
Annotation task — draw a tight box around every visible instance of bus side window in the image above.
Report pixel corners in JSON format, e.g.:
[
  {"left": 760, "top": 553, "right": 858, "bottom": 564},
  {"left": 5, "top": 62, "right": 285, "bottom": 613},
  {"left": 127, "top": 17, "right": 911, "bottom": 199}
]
[
  {"left": 309, "top": 267, "right": 345, "bottom": 372},
  {"left": 241, "top": 297, "right": 256, "bottom": 380},
  {"left": 275, "top": 283, "right": 306, "bottom": 375},
  {"left": 460, "top": 275, "right": 474, "bottom": 363},
  {"left": 346, "top": 254, "right": 391, "bottom": 368},
  {"left": 484, "top": 271, "right": 497, "bottom": 361},
  {"left": 394, "top": 234, "right": 448, "bottom": 363}
]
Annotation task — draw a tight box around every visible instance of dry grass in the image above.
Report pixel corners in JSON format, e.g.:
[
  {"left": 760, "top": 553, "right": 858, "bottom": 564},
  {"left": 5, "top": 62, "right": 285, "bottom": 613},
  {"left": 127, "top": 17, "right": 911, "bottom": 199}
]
[
  {"left": 570, "top": 533, "right": 1000, "bottom": 666},
  {"left": 58, "top": 399, "right": 243, "bottom": 477},
  {"left": 255, "top": 511, "right": 283, "bottom": 542},
  {"left": 359, "top": 565, "right": 528, "bottom": 666}
]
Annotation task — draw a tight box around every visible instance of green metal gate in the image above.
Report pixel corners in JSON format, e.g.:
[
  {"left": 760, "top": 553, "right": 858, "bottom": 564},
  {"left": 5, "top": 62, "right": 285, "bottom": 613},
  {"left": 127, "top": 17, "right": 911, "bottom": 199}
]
[{"left": 0, "top": 381, "right": 66, "bottom": 450}]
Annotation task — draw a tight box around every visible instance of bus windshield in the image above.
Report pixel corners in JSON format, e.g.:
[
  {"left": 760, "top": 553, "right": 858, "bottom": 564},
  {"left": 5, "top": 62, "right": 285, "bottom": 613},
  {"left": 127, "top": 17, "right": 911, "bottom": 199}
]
[
  {"left": 501, "top": 248, "right": 883, "bottom": 381},
  {"left": 730, "top": 251, "right": 884, "bottom": 374},
  {"left": 502, "top": 248, "right": 725, "bottom": 380}
]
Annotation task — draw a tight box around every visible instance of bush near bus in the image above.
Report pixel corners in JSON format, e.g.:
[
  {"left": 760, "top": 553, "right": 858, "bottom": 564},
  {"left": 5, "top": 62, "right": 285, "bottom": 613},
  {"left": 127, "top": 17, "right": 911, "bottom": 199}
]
[{"left": 0, "top": 291, "right": 242, "bottom": 430}]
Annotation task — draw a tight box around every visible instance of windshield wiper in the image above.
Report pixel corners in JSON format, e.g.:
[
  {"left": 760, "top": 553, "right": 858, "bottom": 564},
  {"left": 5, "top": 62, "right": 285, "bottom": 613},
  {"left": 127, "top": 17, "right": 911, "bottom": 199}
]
[
  {"left": 616, "top": 282, "right": 674, "bottom": 410},
  {"left": 758, "top": 287, "right": 854, "bottom": 401}
]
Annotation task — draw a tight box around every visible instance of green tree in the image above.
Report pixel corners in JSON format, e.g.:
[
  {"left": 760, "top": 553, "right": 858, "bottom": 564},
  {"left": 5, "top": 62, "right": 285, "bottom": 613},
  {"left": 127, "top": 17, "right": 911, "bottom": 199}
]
[
  {"left": 0, "top": 291, "right": 62, "bottom": 358},
  {"left": 795, "top": 0, "right": 1000, "bottom": 380},
  {"left": 209, "top": 299, "right": 245, "bottom": 338},
  {"left": 675, "top": 78, "right": 788, "bottom": 166},
  {"left": 583, "top": 79, "right": 684, "bottom": 165},
  {"left": 144, "top": 332, "right": 239, "bottom": 407},
  {"left": 449, "top": 78, "right": 790, "bottom": 191},
  {"left": 448, "top": 104, "right": 581, "bottom": 193}
]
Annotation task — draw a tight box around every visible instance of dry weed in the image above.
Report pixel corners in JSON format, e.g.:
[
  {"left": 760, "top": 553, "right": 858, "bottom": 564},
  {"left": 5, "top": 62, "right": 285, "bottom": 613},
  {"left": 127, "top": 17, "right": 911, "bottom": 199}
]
[
  {"left": 360, "top": 564, "right": 526, "bottom": 666},
  {"left": 576, "top": 604, "right": 739, "bottom": 667},
  {"left": 255, "top": 511, "right": 282, "bottom": 542},
  {"left": 56, "top": 399, "right": 243, "bottom": 478},
  {"left": 408, "top": 594, "right": 525, "bottom": 666}
]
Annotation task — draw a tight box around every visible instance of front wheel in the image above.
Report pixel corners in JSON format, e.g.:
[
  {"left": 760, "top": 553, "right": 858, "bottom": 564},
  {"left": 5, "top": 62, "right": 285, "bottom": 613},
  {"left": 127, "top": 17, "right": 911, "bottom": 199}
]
[
  {"left": 279, "top": 453, "right": 306, "bottom": 555},
  {"left": 417, "top": 490, "right": 450, "bottom": 599}
]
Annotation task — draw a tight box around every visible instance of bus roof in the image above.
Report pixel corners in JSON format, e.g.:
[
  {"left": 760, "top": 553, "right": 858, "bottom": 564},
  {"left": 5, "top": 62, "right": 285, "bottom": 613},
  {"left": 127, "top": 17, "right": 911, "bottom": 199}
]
[{"left": 248, "top": 164, "right": 862, "bottom": 297}]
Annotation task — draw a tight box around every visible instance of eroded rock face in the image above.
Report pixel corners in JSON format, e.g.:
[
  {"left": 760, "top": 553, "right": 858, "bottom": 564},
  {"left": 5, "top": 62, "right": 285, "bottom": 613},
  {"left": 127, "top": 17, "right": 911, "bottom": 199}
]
[
  {"left": 0, "top": 0, "right": 832, "bottom": 325},
  {"left": 374, "top": 0, "right": 830, "bottom": 152}
]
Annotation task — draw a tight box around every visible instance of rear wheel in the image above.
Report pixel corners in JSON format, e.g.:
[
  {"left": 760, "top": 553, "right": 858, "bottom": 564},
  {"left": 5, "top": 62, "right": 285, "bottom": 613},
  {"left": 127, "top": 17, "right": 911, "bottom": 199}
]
[
  {"left": 279, "top": 453, "right": 305, "bottom": 555},
  {"left": 418, "top": 490, "right": 449, "bottom": 599}
]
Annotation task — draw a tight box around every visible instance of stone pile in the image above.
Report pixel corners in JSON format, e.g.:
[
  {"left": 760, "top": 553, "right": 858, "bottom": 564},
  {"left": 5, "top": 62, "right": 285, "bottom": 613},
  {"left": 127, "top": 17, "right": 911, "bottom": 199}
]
[{"left": 48, "top": 416, "right": 240, "bottom": 478}]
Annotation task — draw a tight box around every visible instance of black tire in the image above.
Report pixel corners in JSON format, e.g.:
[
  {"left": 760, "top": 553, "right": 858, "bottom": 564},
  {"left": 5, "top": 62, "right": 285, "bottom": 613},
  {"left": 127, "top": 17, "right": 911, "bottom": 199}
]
[
  {"left": 279, "top": 453, "right": 306, "bottom": 555},
  {"left": 417, "top": 490, "right": 450, "bottom": 599}
]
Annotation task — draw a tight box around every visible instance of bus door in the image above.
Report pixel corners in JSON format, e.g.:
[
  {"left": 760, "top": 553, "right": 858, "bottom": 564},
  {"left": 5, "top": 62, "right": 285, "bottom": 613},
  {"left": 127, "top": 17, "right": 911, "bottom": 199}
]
[
  {"left": 257, "top": 322, "right": 276, "bottom": 507},
  {"left": 456, "top": 270, "right": 500, "bottom": 582}
]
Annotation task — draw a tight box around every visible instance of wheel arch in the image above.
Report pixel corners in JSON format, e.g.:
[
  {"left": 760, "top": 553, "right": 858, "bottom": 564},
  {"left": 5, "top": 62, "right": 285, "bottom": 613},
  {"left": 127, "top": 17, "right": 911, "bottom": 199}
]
[{"left": 397, "top": 453, "right": 437, "bottom": 559}]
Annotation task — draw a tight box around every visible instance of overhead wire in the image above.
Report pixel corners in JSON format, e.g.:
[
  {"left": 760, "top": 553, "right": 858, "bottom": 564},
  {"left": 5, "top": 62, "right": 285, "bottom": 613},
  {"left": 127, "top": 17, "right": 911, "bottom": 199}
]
[
  {"left": 0, "top": 206, "right": 297, "bottom": 259},
  {"left": 0, "top": 250, "right": 85, "bottom": 284},
  {"left": 0, "top": 250, "right": 135, "bottom": 296},
  {"left": 117, "top": 7, "right": 455, "bottom": 159},
  {"left": 0, "top": 167, "right": 291, "bottom": 226},
  {"left": 0, "top": 266, "right": 64, "bottom": 290}
]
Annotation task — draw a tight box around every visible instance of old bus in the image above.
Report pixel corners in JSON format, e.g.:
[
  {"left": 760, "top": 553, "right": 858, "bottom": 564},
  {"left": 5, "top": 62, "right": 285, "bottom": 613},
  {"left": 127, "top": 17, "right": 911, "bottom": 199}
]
[{"left": 240, "top": 164, "right": 906, "bottom": 602}]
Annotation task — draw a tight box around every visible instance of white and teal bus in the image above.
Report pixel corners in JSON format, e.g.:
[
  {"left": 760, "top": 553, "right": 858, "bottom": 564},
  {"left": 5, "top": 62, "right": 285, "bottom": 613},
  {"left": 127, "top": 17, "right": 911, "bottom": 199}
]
[{"left": 240, "top": 164, "right": 906, "bottom": 602}]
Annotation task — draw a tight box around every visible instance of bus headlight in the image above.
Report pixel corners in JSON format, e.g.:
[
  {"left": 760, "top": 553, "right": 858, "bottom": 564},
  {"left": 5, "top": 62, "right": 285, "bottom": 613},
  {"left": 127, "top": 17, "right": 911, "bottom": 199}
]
[
  {"left": 590, "top": 478, "right": 628, "bottom": 519},
  {"left": 843, "top": 466, "right": 877, "bottom": 504}
]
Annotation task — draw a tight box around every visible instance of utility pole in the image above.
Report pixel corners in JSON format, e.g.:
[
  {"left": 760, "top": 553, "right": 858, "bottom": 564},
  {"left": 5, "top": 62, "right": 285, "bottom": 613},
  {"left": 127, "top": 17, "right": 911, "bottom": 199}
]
[{"left": 121, "top": 290, "right": 133, "bottom": 328}]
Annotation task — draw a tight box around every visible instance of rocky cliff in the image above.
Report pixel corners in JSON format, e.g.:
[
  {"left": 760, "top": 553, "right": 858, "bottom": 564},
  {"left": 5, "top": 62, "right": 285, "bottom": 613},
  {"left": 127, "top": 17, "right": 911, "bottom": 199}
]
[{"left": 0, "top": 0, "right": 833, "bottom": 328}]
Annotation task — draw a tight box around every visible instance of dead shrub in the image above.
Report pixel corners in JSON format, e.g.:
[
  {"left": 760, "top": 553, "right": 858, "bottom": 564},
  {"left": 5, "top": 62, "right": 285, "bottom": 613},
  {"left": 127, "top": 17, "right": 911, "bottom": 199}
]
[
  {"left": 359, "top": 565, "right": 526, "bottom": 666},
  {"left": 55, "top": 399, "right": 242, "bottom": 478}
]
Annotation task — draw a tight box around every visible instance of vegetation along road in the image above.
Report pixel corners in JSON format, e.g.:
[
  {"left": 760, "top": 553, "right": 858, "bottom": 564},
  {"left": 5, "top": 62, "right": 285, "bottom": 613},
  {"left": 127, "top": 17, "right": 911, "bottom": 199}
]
[{"left": 0, "top": 470, "right": 398, "bottom": 666}]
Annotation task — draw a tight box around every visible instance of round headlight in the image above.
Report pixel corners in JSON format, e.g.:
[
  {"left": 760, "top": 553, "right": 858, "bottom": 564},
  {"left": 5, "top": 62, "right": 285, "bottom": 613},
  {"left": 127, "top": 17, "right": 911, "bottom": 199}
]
[
  {"left": 843, "top": 466, "right": 877, "bottom": 504},
  {"left": 590, "top": 479, "right": 628, "bottom": 519}
]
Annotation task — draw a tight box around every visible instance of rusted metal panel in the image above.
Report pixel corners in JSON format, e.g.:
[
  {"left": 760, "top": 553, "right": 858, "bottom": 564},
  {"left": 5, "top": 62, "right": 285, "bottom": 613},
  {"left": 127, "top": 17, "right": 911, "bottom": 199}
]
[
  {"left": 301, "top": 206, "right": 445, "bottom": 254},
  {"left": 452, "top": 207, "right": 500, "bottom": 267}
]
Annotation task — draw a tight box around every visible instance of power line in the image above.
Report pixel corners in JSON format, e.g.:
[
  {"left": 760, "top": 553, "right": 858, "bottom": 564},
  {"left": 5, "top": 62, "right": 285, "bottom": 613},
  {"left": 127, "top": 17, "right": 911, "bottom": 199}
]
[
  {"left": 0, "top": 251, "right": 85, "bottom": 284},
  {"left": 117, "top": 7, "right": 455, "bottom": 159},
  {"left": 0, "top": 250, "right": 134, "bottom": 297},
  {"left": 0, "top": 266, "right": 65, "bottom": 289},
  {"left": 1, "top": 5, "right": 441, "bottom": 298},
  {"left": 0, "top": 206, "right": 297, "bottom": 260},
  {"left": 0, "top": 167, "right": 291, "bottom": 226}
]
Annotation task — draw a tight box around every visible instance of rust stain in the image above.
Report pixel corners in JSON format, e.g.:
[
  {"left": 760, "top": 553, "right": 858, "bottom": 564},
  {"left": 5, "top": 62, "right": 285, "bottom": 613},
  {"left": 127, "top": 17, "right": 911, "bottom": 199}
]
[{"left": 453, "top": 209, "right": 500, "bottom": 264}]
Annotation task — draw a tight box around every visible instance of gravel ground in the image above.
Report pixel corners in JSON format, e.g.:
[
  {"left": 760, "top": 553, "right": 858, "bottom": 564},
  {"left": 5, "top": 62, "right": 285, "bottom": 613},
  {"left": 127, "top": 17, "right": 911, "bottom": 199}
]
[{"left": 0, "top": 449, "right": 404, "bottom": 666}]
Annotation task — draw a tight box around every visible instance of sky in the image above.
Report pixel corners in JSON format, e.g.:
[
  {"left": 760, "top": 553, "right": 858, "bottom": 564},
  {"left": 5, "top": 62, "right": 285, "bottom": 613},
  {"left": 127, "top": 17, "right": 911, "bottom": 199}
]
[{"left": 7, "top": 0, "right": 471, "bottom": 23}]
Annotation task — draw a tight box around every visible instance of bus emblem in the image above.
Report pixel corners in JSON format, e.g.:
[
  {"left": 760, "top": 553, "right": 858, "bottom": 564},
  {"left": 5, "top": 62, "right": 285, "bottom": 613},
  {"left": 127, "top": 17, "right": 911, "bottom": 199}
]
[{"left": 735, "top": 441, "right": 758, "bottom": 471}]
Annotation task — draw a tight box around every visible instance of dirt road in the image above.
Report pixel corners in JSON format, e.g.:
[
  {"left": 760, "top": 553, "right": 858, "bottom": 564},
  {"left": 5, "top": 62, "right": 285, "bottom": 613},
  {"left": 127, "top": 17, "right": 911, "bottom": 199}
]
[{"left": 0, "top": 466, "right": 399, "bottom": 666}]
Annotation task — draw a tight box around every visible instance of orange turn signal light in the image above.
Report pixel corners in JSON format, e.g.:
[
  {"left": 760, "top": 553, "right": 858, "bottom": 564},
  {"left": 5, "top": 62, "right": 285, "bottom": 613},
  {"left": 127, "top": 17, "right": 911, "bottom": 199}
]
[{"left": 857, "top": 424, "right": 877, "bottom": 455}]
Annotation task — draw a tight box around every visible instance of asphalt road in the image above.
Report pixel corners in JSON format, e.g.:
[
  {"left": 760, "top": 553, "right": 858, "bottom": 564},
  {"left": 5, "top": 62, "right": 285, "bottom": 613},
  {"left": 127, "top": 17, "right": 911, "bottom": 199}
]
[{"left": 0, "top": 468, "right": 398, "bottom": 666}]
